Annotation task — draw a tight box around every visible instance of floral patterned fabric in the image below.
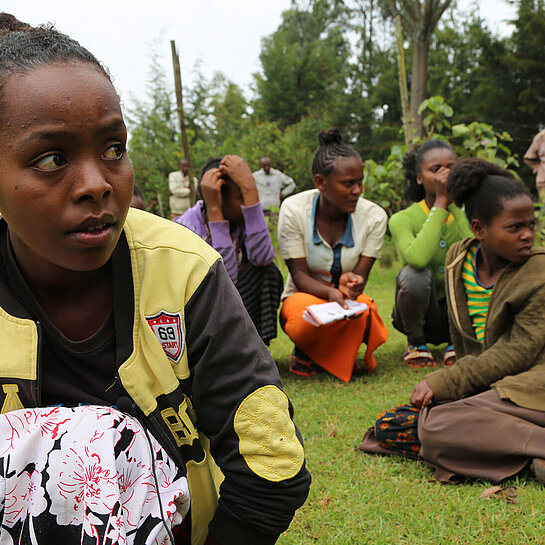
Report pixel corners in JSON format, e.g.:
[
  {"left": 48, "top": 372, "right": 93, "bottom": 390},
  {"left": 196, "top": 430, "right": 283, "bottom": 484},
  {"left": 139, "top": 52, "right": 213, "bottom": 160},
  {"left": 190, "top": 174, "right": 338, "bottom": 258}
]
[
  {"left": 374, "top": 403, "right": 421, "bottom": 456},
  {"left": 0, "top": 405, "right": 190, "bottom": 544}
]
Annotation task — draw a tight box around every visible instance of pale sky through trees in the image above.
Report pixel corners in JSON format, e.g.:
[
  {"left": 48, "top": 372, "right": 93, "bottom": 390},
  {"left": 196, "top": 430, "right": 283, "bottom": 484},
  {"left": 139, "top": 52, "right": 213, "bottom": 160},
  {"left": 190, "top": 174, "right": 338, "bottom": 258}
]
[{"left": 2, "top": 0, "right": 516, "bottom": 107}]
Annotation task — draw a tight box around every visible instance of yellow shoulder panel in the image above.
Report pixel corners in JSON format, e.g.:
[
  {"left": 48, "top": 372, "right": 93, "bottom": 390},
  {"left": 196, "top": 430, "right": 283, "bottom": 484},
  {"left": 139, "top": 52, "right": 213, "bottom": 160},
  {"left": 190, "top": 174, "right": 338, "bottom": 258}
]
[{"left": 0, "top": 308, "right": 37, "bottom": 380}]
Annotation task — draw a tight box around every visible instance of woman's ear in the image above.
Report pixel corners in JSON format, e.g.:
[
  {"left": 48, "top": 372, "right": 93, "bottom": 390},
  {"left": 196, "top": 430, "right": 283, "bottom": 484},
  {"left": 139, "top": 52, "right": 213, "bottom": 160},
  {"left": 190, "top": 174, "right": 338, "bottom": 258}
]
[
  {"left": 314, "top": 173, "right": 326, "bottom": 191},
  {"left": 416, "top": 173, "right": 423, "bottom": 185},
  {"left": 471, "top": 218, "right": 484, "bottom": 240}
]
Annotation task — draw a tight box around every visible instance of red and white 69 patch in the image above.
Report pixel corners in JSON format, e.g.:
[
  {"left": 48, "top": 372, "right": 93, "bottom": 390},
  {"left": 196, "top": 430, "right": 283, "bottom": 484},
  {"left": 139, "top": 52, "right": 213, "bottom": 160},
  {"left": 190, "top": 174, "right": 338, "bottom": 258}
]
[{"left": 145, "top": 311, "right": 184, "bottom": 363}]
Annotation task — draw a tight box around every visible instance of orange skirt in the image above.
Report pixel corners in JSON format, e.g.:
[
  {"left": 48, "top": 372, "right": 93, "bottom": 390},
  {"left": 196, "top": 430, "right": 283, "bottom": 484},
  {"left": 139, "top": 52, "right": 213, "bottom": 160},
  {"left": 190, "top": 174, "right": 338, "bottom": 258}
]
[{"left": 280, "top": 293, "right": 389, "bottom": 382}]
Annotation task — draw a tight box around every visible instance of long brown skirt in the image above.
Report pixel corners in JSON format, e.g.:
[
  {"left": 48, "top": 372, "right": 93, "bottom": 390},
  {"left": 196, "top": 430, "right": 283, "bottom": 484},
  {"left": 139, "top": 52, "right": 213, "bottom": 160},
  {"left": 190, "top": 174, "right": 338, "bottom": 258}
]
[
  {"left": 419, "top": 389, "right": 545, "bottom": 483},
  {"left": 358, "top": 389, "right": 545, "bottom": 483}
]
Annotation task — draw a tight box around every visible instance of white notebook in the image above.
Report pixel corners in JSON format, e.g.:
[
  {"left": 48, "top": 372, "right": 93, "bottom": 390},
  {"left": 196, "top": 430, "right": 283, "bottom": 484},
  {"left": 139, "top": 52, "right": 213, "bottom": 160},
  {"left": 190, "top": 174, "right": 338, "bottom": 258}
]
[{"left": 302, "top": 300, "right": 368, "bottom": 327}]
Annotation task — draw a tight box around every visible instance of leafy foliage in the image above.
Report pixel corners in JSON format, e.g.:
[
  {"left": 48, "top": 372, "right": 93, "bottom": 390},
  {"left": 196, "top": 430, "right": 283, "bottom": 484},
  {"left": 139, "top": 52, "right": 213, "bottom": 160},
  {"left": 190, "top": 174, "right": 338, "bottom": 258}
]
[
  {"left": 254, "top": 6, "right": 350, "bottom": 128},
  {"left": 363, "top": 96, "right": 520, "bottom": 215},
  {"left": 126, "top": 52, "right": 179, "bottom": 217},
  {"left": 127, "top": 0, "right": 545, "bottom": 219},
  {"left": 363, "top": 145, "right": 405, "bottom": 215}
]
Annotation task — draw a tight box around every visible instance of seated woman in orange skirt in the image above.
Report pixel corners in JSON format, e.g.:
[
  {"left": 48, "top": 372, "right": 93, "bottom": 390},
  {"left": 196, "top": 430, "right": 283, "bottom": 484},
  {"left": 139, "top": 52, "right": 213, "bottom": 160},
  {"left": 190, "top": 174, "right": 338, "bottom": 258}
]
[{"left": 278, "top": 128, "right": 389, "bottom": 381}]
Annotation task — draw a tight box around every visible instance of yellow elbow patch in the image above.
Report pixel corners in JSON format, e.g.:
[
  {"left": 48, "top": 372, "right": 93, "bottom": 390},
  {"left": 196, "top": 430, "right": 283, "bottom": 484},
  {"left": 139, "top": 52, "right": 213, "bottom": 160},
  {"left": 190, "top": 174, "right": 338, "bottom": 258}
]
[{"left": 234, "top": 385, "right": 304, "bottom": 482}]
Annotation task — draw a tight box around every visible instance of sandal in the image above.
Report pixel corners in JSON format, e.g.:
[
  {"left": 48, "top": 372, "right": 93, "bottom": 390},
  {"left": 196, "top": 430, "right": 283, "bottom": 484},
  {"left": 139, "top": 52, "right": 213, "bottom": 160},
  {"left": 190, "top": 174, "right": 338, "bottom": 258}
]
[
  {"left": 289, "top": 351, "right": 318, "bottom": 377},
  {"left": 403, "top": 344, "right": 436, "bottom": 368},
  {"left": 442, "top": 344, "right": 456, "bottom": 366},
  {"left": 531, "top": 458, "right": 545, "bottom": 485}
]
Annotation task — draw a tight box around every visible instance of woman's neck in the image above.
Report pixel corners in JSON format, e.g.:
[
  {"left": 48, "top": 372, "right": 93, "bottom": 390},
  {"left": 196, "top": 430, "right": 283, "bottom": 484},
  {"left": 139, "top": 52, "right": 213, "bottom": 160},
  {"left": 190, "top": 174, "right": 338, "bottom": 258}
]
[
  {"left": 9, "top": 235, "right": 113, "bottom": 341},
  {"left": 316, "top": 195, "right": 348, "bottom": 223},
  {"left": 424, "top": 193, "right": 435, "bottom": 210},
  {"left": 476, "top": 245, "right": 509, "bottom": 287},
  {"left": 315, "top": 195, "right": 348, "bottom": 247}
]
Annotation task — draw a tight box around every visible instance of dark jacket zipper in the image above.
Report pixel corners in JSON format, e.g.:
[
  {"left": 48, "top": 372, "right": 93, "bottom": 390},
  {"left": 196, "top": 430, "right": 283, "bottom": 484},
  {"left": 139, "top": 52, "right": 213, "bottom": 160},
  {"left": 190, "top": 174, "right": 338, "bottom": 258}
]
[{"left": 35, "top": 321, "right": 43, "bottom": 407}]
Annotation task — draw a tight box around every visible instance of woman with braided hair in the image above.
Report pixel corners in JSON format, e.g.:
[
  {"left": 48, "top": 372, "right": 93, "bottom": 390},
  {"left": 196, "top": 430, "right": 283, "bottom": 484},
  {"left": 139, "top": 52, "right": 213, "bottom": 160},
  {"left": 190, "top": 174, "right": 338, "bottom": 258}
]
[
  {"left": 278, "top": 128, "right": 389, "bottom": 381},
  {"left": 389, "top": 139, "right": 472, "bottom": 368},
  {"left": 361, "top": 158, "right": 545, "bottom": 486}
]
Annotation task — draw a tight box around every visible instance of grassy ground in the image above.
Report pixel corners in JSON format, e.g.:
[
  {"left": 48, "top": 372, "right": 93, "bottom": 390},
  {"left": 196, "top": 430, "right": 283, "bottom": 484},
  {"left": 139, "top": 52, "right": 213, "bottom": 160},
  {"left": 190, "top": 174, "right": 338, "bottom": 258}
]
[{"left": 273, "top": 242, "right": 545, "bottom": 545}]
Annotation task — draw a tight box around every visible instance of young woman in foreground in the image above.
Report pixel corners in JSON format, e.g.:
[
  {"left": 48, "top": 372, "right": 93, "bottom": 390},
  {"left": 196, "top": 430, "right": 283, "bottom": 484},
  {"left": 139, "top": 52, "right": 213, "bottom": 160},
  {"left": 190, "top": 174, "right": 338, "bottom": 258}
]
[
  {"left": 278, "top": 129, "right": 389, "bottom": 381},
  {"left": 362, "top": 158, "right": 545, "bottom": 484},
  {"left": 0, "top": 13, "right": 310, "bottom": 544}
]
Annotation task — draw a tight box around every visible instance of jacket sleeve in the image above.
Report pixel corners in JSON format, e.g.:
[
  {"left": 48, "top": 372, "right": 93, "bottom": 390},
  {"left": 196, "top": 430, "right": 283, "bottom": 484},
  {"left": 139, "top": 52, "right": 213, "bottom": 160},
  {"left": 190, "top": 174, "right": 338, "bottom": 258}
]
[
  {"left": 389, "top": 206, "right": 449, "bottom": 269},
  {"left": 361, "top": 205, "right": 387, "bottom": 258},
  {"left": 280, "top": 172, "right": 296, "bottom": 197},
  {"left": 425, "top": 282, "right": 545, "bottom": 402},
  {"left": 524, "top": 134, "right": 540, "bottom": 163},
  {"left": 184, "top": 260, "right": 311, "bottom": 545},
  {"left": 169, "top": 172, "right": 191, "bottom": 197},
  {"left": 241, "top": 203, "right": 275, "bottom": 268}
]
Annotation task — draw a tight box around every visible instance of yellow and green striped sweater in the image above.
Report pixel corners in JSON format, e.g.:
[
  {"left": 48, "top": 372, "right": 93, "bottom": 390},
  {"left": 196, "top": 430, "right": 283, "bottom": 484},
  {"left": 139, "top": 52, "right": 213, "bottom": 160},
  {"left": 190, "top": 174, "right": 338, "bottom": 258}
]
[{"left": 462, "top": 242, "right": 493, "bottom": 342}]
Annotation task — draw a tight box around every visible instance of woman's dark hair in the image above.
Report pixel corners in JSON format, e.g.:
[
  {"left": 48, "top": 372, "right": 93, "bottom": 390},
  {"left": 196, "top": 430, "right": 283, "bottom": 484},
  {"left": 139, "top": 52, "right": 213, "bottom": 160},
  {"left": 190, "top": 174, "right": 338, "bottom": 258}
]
[
  {"left": 402, "top": 139, "right": 454, "bottom": 202},
  {"left": 200, "top": 157, "right": 222, "bottom": 180},
  {"left": 133, "top": 184, "right": 144, "bottom": 199},
  {"left": 311, "top": 128, "right": 360, "bottom": 177},
  {"left": 447, "top": 158, "right": 530, "bottom": 224},
  {"left": 198, "top": 156, "right": 236, "bottom": 202},
  {"left": 0, "top": 13, "right": 112, "bottom": 116}
]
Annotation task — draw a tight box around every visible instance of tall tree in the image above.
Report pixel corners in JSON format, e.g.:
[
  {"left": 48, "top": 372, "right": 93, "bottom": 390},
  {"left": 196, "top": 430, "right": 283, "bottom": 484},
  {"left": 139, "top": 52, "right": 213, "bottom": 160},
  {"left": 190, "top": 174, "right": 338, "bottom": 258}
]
[
  {"left": 509, "top": 0, "right": 545, "bottom": 154},
  {"left": 127, "top": 53, "right": 179, "bottom": 216},
  {"left": 209, "top": 74, "right": 248, "bottom": 150},
  {"left": 254, "top": 4, "right": 350, "bottom": 128},
  {"left": 386, "top": 0, "right": 454, "bottom": 138},
  {"left": 427, "top": 9, "right": 512, "bottom": 128}
]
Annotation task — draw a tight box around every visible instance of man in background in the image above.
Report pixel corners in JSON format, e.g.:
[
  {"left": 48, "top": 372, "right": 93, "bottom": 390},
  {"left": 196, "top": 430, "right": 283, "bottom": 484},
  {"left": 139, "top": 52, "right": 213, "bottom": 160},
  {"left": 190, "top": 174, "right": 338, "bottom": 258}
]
[
  {"left": 253, "top": 157, "right": 296, "bottom": 214},
  {"left": 524, "top": 128, "right": 545, "bottom": 197},
  {"left": 168, "top": 158, "right": 198, "bottom": 219}
]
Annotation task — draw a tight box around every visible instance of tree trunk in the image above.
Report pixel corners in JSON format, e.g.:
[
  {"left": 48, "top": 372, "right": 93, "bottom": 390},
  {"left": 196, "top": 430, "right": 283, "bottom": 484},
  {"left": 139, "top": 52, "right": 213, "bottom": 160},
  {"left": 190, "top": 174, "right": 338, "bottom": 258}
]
[
  {"left": 395, "top": 15, "right": 412, "bottom": 149},
  {"left": 170, "top": 40, "right": 196, "bottom": 207},
  {"left": 410, "top": 36, "right": 429, "bottom": 139}
]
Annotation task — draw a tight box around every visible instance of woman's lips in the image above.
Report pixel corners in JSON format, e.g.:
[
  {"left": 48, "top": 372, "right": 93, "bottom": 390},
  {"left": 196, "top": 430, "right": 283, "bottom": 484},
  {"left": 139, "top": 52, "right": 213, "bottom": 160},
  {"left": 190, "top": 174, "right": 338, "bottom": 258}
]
[{"left": 68, "top": 223, "right": 116, "bottom": 246}]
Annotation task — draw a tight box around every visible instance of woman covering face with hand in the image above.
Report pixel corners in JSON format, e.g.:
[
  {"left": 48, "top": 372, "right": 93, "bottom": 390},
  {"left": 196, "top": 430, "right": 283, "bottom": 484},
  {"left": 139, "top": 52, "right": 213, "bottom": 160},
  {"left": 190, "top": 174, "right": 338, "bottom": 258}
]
[
  {"left": 389, "top": 140, "right": 472, "bottom": 368},
  {"left": 176, "top": 154, "right": 283, "bottom": 346}
]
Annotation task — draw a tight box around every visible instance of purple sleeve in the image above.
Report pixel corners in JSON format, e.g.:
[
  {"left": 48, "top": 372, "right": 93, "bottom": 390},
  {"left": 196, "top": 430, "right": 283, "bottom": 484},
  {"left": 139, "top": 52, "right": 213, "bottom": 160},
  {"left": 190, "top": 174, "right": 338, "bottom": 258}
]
[
  {"left": 175, "top": 203, "right": 208, "bottom": 240},
  {"left": 241, "top": 203, "right": 275, "bottom": 267},
  {"left": 177, "top": 203, "right": 238, "bottom": 284},
  {"left": 209, "top": 221, "right": 238, "bottom": 284}
]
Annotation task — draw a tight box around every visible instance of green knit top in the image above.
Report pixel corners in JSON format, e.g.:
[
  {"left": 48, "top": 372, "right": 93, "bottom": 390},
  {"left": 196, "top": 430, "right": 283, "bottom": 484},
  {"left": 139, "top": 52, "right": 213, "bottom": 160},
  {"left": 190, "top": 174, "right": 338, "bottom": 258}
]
[{"left": 389, "top": 200, "right": 472, "bottom": 296}]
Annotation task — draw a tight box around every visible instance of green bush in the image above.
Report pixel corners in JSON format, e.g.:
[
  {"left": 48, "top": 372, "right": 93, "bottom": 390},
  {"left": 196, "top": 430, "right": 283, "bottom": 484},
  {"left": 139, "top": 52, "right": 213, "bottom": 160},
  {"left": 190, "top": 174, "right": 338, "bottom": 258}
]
[{"left": 362, "top": 96, "right": 520, "bottom": 216}]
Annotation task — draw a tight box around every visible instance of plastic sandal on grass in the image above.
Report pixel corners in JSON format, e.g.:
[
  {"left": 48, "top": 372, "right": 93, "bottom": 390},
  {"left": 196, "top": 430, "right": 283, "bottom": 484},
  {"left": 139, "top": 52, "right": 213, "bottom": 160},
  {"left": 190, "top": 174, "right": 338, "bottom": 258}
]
[
  {"left": 442, "top": 344, "right": 456, "bottom": 366},
  {"left": 403, "top": 344, "right": 436, "bottom": 368},
  {"left": 289, "top": 351, "right": 318, "bottom": 377},
  {"left": 530, "top": 458, "right": 545, "bottom": 485}
]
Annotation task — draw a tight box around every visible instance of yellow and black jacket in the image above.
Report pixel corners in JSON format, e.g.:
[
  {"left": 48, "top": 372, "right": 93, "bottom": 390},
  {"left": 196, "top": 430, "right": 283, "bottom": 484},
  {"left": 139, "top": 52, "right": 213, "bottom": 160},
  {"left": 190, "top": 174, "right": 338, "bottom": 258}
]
[{"left": 0, "top": 208, "right": 310, "bottom": 545}]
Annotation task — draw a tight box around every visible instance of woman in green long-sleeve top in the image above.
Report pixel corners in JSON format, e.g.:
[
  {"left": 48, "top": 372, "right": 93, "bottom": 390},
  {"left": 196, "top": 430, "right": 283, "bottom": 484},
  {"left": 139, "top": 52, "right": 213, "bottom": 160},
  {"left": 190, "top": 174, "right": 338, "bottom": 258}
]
[{"left": 390, "top": 140, "right": 472, "bottom": 368}]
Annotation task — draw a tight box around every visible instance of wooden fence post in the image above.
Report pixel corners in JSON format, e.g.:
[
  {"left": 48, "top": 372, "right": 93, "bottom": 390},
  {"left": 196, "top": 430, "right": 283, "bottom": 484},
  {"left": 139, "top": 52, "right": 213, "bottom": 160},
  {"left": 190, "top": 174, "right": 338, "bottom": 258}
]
[{"left": 170, "top": 40, "right": 196, "bottom": 206}]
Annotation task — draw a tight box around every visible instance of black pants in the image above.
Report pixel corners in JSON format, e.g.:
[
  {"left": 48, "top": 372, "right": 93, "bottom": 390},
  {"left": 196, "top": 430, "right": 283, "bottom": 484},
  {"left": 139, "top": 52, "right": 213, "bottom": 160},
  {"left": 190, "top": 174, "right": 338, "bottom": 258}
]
[{"left": 391, "top": 265, "right": 450, "bottom": 346}]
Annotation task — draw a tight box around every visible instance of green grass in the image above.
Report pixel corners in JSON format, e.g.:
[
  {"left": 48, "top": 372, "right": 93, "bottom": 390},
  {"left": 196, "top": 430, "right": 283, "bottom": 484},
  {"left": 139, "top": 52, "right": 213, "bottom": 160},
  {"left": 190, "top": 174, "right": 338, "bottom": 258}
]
[{"left": 273, "top": 243, "right": 545, "bottom": 544}]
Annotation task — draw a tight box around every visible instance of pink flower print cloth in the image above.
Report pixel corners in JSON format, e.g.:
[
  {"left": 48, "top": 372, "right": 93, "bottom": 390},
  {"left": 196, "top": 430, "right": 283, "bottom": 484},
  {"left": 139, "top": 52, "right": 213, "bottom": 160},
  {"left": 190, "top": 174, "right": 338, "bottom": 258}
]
[{"left": 0, "top": 405, "right": 190, "bottom": 544}]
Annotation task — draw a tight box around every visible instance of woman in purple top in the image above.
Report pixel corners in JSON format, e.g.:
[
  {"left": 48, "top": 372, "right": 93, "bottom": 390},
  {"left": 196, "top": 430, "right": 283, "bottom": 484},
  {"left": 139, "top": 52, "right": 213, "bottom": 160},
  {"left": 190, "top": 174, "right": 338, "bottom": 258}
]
[{"left": 176, "top": 155, "right": 283, "bottom": 345}]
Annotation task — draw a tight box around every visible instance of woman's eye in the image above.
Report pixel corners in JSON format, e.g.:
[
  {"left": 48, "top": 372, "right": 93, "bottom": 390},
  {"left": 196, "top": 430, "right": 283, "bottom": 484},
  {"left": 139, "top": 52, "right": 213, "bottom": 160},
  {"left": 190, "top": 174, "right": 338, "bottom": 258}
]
[
  {"left": 102, "top": 143, "right": 125, "bottom": 160},
  {"left": 33, "top": 153, "right": 66, "bottom": 171}
]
